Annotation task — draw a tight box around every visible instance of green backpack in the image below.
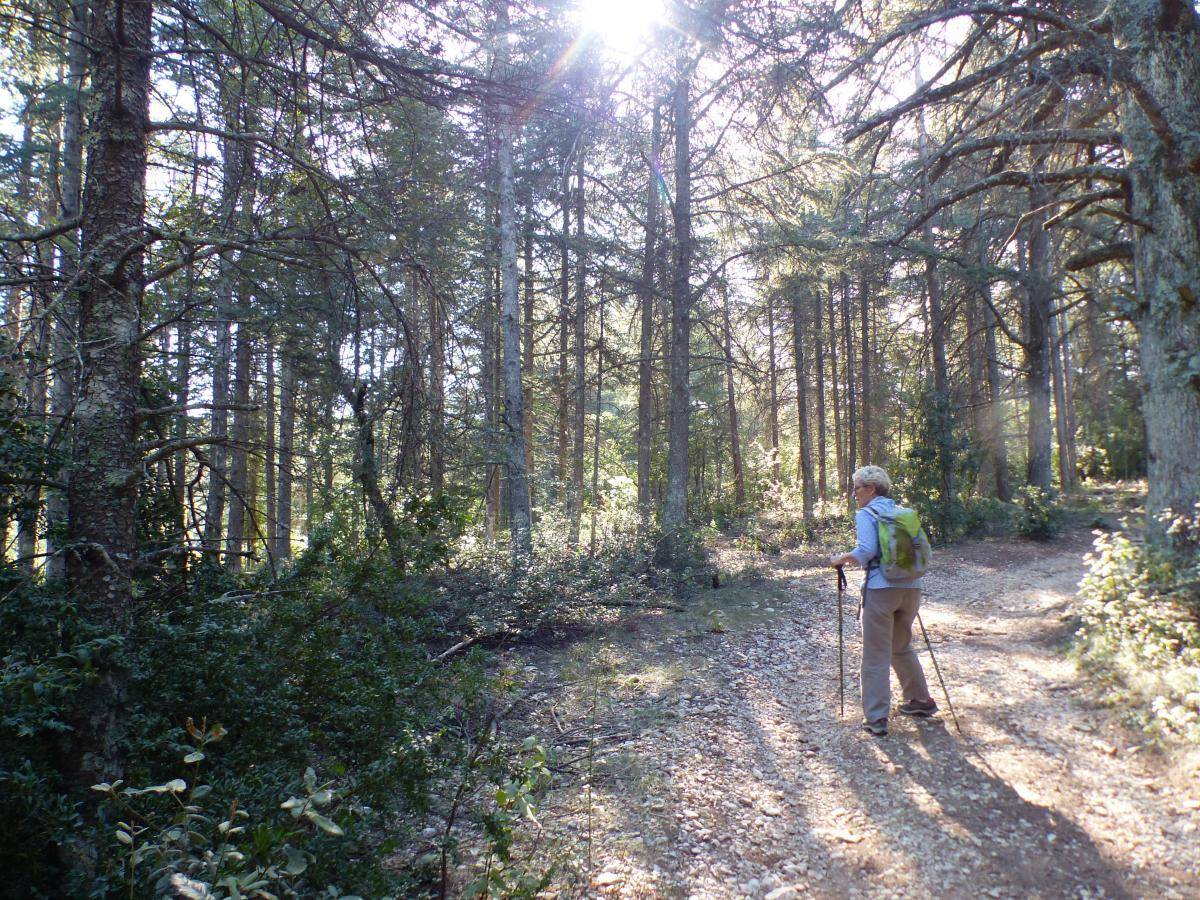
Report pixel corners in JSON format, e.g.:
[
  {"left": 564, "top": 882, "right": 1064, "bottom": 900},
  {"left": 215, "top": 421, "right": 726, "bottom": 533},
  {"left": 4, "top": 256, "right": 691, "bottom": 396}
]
[{"left": 865, "top": 506, "right": 932, "bottom": 582}]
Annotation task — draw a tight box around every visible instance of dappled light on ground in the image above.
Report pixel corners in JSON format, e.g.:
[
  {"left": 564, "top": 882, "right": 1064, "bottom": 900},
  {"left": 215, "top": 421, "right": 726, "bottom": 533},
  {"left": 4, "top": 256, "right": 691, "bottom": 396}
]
[{"left": 465, "top": 531, "right": 1200, "bottom": 897}]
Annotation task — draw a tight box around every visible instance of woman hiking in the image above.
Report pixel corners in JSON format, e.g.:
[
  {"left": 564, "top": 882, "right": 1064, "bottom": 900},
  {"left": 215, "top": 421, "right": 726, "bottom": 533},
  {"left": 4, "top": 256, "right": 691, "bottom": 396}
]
[{"left": 829, "top": 465, "right": 938, "bottom": 736}]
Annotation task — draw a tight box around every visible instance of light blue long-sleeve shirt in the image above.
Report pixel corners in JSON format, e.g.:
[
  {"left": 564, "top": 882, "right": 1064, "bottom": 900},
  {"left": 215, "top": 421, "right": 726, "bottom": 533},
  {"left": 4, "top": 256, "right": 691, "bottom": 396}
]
[{"left": 850, "top": 496, "right": 923, "bottom": 590}]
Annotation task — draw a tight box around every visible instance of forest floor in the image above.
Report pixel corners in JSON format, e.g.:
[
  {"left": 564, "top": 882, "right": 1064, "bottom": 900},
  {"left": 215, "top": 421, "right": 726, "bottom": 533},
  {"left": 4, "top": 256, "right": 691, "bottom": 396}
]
[{"left": 456, "top": 521, "right": 1200, "bottom": 898}]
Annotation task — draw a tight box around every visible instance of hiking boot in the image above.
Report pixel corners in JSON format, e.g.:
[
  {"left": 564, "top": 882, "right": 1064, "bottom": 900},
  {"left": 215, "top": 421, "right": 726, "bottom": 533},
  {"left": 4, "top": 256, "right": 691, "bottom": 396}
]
[
  {"left": 899, "top": 698, "right": 938, "bottom": 718},
  {"left": 862, "top": 718, "right": 888, "bottom": 737}
]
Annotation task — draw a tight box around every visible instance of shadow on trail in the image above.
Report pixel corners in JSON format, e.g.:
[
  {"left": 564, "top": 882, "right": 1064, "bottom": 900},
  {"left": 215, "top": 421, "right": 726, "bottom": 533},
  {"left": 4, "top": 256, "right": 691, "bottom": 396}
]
[{"left": 849, "top": 715, "right": 1133, "bottom": 899}]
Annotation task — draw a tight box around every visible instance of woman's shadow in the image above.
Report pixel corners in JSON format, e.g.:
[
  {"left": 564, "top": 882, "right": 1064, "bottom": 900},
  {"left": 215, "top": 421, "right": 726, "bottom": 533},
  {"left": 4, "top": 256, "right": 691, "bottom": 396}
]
[{"left": 860, "top": 717, "right": 1131, "bottom": 899}]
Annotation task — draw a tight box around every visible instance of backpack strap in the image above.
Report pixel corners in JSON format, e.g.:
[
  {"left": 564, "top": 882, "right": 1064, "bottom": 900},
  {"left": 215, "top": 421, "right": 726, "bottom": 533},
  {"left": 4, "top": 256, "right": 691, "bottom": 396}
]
[{"left": 862, "top": 506, "right": 883, "bottom": 575}]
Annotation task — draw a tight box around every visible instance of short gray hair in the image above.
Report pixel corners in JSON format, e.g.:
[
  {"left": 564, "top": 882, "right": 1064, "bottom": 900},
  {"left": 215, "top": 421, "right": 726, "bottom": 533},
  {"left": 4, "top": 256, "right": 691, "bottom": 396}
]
[{"left": 852, "top": 465, "right": 891, "bottom": 497}]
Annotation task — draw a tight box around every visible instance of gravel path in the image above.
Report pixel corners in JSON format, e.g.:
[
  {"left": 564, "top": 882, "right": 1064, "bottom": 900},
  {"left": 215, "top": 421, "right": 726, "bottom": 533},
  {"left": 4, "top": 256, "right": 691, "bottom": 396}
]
[{"left": 471, "top": 531, "right": 1200, "bottom": 898}]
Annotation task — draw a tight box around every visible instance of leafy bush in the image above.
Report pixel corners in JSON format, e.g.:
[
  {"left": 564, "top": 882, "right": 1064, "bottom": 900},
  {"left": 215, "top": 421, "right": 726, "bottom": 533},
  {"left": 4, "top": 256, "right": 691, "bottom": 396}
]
[
  {"left": 961, "top": 496, "right": 1019, "bottom": 537},
  {"left": 1076, "top": 507, "right": 1200, "bottom": 743},
  {"left": 1016, "top": 486, "right": 1065, "bottom": 540},
  {"left": 1, "top": 527, "right": 508, "bottom": 897}
]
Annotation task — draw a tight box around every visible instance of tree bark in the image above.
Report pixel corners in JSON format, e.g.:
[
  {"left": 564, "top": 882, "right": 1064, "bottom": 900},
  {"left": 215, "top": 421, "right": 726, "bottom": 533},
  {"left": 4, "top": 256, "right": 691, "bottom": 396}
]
[
  {"left": 767, "top": 294, "right": 782, "bottom": 485},
  {"left": 1023, "top": 203, "right": 1055, "bottom": 493},
  {"left": 569, "top": 149, "right": 587, "bottom": 545},
  {"left": 276, "top": 346, "right": 295, "bottom": 559},
  {"left": 45, "top": 0, "right": 88, "bottom": 580},
  {"left": 64, "top": 0, "right": 153, "bottom": 818},
  {"left": 720, "top": 285, "right": 745, "bottom": 512},
  {"left": 1110, "top": 0, "right": 1200, "bottom": 550},
  {"left": 494, "top": 8, "right": 533, "bottom": 557},
  {"left": 841, "top": 274, "right": 858, "bottom": 486},
  {"left": 663, "top": 54, "right": 693, "bottom": 533},
  {"left": 589, "top": 287, "right": 605, "bottom": 555},
  {"left": 1049, "top": 308, "right": 1076, "bottom": 491},
  {"left": 791, "top": 289, "right": 814, "bottom": 519},
  {"left": 637, "top": 104, "right": 661, "bottom": 524},
  {"left": 482, "top": 199, "right": 500, "bottom": 540},
  {"left": 522, "top": 211, "right": 535, "bottom": 504},
  {"left": 264, "top": 345, "right": 277, "bottom": 560},
  {"left": 828, "top": 285, "right": 844, "bottom": 493},
  {"left": 557, "top": 157, "right": 570, "bottom": 508},
  {"left": 202, "top": 118, "right": 248, "bottom": 560},
  {"left": 225, "top": 295, "right": 255, "bottom": 570},
  {"left": 858, "top": 274, "right": 873, "bottom": 465},
  {"left": 428, "top": 287, "right": 446, "bottom": 494},
  {"left": 814, "top": 290, "right": 827, "bottom": 502}
]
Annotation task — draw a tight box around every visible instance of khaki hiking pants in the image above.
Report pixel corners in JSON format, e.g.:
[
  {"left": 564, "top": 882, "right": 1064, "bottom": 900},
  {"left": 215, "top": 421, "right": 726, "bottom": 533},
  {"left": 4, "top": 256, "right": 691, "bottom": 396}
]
[{"left": 861, "top": 587, "right": 931, "bottom": 723}]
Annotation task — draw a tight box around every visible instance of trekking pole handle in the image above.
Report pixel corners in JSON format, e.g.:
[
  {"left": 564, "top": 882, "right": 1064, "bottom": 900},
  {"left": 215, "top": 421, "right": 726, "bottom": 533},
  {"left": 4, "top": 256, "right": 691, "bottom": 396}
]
[{"left": 836, "top": 564, "right": 847, "bottom": 592}]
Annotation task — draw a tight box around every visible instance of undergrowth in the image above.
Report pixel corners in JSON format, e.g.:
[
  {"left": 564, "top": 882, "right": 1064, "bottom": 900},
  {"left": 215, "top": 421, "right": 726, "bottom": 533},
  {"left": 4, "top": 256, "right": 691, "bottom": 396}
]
[
  {"left": 0, "top": 502, "right": 706, "bottom": 898},
  {"left": 1076, "top": 506, "right": 1200, "bottom": 745}
]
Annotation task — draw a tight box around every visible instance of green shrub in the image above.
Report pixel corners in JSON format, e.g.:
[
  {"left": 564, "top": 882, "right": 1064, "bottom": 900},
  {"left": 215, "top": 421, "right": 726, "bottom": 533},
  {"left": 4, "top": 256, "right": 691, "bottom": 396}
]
[
  {"left": 1016, "top": 486, "right": 1065, "bottom": 540},
  {"left": 1, "top": 538, "right": 508, "bottom": 897},
  {"left": 961, "top": 496, "right": 1018, "bottom": 537},
  {"left": 1076, "top": 507, "right": 1200, "bottom": 743}
]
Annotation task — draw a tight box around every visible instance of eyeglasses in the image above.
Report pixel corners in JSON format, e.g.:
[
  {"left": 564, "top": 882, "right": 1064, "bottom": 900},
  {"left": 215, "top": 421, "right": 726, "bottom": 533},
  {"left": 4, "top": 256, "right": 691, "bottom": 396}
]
[{"left": 851, "top": 484, "right": 867, "bottom": 494}]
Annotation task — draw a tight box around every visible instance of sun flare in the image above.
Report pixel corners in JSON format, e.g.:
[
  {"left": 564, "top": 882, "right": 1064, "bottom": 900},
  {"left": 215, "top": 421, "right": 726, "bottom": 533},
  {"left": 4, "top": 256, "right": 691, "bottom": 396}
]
[{"left": 576, "top": 0, "right": 665, "bottom": 57}]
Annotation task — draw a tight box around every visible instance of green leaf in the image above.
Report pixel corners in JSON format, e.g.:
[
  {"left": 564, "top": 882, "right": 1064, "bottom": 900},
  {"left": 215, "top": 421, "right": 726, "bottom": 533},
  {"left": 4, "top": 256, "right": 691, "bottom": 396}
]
[
  {"left": 115, "top": 829, "right": 133, "bottom": 846},
  {"left": 284, "top": 845, "right": 308, "bottom": 876},
  {"left": 183, "top": 751, "right": 205, "bottom": 764},
  {"left": 304, "top": 810, "right": 344, "bottom": 836},
  {"left": 303, "top": 767, "right": 317, "bottom": 792}
]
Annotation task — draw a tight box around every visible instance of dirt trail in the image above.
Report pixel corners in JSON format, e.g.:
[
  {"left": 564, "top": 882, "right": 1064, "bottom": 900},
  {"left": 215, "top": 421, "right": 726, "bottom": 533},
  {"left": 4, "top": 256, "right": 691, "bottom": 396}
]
[{"left": 472, "top": 531, "right": 1200, "bottom": 898}]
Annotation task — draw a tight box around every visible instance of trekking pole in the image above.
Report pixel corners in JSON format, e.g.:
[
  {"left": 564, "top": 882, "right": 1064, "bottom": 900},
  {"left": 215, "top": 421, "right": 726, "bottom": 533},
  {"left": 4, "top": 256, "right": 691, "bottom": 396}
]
[
  {"left": 836, "top": 565, "right": 846, "bottom": 720},
  {"left": 915, "top": 610, "right": 962, "bottom": 734}
]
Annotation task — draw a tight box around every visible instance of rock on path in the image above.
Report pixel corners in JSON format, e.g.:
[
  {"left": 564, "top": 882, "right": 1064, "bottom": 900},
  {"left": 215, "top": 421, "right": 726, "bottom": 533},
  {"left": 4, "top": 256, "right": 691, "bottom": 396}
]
[{"left": 466, "top": 532, "right": 1200, "bottom": 899}]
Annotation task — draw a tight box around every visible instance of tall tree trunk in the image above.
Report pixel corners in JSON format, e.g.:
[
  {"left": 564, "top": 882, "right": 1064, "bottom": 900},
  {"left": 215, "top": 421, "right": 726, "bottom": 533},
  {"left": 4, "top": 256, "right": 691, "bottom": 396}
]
[
  {"left": 522, "top": 213, "right": 535, "bottom": 505},
  {"left": 202, "top": 122, "right": 246, "bottom": 560},
  {"left": 926, "top": 254, "right": 955, "bottom": 507},
  {"left": 64, "top": 0, "right": 152, "bottom": 825},
  {"left": 557, "top": 158, "right": 570, "bottom": 508},
  {"left": 791, "top": 289, "right": 814, "bottom": 519},
  {"left": 11, "top": 110, "right": 37, "bottom": 573},
  {"left": 663, "top": 54, "right": 693, "bottom": 533},
  {"left": 841, "top": 274, "right": 858, "bottom": 484},
  {"left": 569, "top": 149, "right": 587, "bottom": 545},
  {"left": 1049, "top": 309, "right": 1076, "bottom": 491},
  {"left": 494, "top": 15, "right": 533, "bottom": 557},
  {"left": 637, "top": 104, "right": 661, "bottom": 524},
  {"left": 348, "top": 384, "right": 408, "bottom": 572},
  {"left": 203, "top": 320, "right": 232, "bottom": 558},
  {"left": 766, "top": 294, "right": 782, "bottom": 485},
  {"left": 1023, "top": 202, "right": 1055, "bottom": 493},
  {"left": 828, "top": 285, "right": 844, "bottom": 493},
  {"left": 18, "top": 212, "right": 49, "bottom": 575},
  {"left": 858, "top": 274, "right": 873, "bottom": 465},
  {"left": 1060, "top": 314, "right": 1079, "bottom": 483},
  {"left": 174, "top": 322, "right": 190, "bottom": 543},
  {"left": 720, "top": 285, "right": 745, "bottom": 512},
  {"left": 276, "top": 346, "right": 296, "bottom": 559},
  {"left": 45, "top": 0, "right": 88, "bottom": 581},
  {"left": 482, "top": 238, "right": 499, "bottom": 539},
  {"left": 978, "top": 242, "right": 1012, "bottom": 502},
  {"left": 814, "top": 291, "right": 827, "bottom": 502},
  {"left": 264, "top": 345, "right": 277, "bottom": 560},
  {"left": 225, "top": 302, "right": 255, "bottom": 570},
  {"left": 428, "top": 289, "right": 446, "bottom": 494},
  {"left": 1114, "top": 0, "right": 1200, "bottom": 547},
  {"left": 589, "top": 288, "right": 605, "bottom": 555}
]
